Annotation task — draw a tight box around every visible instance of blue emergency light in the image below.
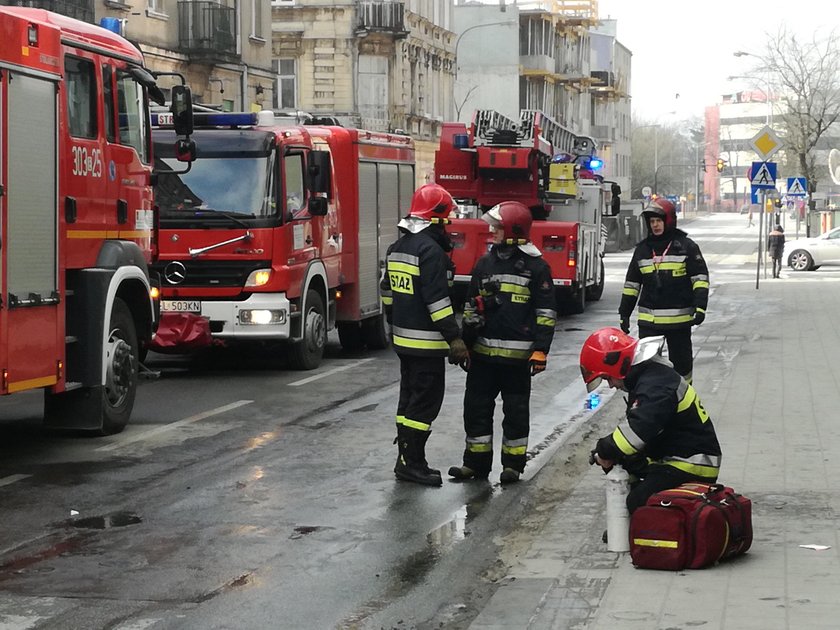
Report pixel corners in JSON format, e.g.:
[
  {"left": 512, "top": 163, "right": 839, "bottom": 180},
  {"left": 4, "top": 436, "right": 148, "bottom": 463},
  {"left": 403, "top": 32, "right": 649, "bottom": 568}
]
[
  {"left": 99, "top": 17, "right": 126, "bottom": 36},
  {"left": 587, "top": 157, "right": 604, "bottom": 171}
]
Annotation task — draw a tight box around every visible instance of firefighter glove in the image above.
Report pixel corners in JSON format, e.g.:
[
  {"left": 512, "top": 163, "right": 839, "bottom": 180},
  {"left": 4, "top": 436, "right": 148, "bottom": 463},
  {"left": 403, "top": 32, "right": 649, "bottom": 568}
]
[
  {"left": 448, "top": 338, "right": 469, "bottom": 365},
  {"left": 693, "top": 309, "right": 706, "bottom": 326},
  {"left": 529, "top": 351, "right": 547, "bottom": 376},
  {"left": 619, "top": 317, "right": 630, "bottom": 334}
]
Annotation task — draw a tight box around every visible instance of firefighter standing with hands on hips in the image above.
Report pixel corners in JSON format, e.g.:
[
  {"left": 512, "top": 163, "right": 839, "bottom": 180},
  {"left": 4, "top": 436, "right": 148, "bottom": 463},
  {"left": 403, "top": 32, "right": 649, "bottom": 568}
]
[
  {"left": 619, "top": 198, "right": 709, "bottom": 383},
  {"left": 448, "top": 201, "right": 556, "bottom": 484},
  {"left": 380, "top": 184, "right": 469, "bottom": 487},
  {"left": 579, "top": 327, "right": 722, "bottom": 513}
]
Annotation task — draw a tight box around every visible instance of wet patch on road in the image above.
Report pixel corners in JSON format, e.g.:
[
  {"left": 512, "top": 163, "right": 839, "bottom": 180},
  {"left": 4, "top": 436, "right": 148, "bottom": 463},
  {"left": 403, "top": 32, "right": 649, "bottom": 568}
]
[{"left": 69, "top": 511, "right": 142, "bottom": 530}]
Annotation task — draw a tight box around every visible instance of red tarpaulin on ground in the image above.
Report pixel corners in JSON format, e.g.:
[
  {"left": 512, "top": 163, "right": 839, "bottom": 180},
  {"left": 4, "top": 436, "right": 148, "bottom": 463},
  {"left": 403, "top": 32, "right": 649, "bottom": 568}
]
[{"left": 148, "top": 312, "right": 212, "bottom": 353}]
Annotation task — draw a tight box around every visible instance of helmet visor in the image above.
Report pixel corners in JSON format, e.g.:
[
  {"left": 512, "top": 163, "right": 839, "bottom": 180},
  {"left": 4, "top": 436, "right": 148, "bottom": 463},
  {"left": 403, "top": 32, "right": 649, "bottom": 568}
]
[{"left": 580, "top": 365, "right": 603, "bottom": 392}]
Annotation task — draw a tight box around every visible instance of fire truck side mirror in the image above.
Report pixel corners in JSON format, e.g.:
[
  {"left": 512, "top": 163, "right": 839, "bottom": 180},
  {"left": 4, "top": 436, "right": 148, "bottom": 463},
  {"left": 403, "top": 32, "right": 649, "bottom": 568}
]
[
  {"left": 171, "top": 85, "right": 194, "bottom": 137},
  {"left": 175, "top": 138, "right": 197, "bottom": 163},
  {"left": 308, "top": 150, "right": 332, "bottom": 196},
  {"left": 307, "top": 196, "right": 329, "bottom": 216}
]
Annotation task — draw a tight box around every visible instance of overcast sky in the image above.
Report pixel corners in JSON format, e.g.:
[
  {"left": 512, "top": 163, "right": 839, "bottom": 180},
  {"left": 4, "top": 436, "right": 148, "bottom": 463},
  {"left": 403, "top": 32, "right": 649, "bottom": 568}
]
[{"left": 599, "top": 0, "right": 837, "bottom": 123}]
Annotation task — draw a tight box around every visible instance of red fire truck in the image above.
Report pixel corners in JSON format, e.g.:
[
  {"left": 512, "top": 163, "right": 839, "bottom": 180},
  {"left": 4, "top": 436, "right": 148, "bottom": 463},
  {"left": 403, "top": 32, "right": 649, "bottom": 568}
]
[
  {"left": 0, "top": 7, "right": 184, "bottom": 433},
  {"left": 435, "top": 109, "right": 615, "bottom": 314},
  {"left": 150, "top": 111, "right": 416, "bottom": 369}
]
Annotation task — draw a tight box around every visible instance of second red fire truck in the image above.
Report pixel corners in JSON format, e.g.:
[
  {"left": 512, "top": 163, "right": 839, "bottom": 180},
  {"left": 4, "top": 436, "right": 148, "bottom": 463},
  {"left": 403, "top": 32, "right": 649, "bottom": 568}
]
[
  {"left": 151, "top": 112, "right": 416, "bottom": 368},
  {"left": 435, "top": 109, "right": 616, "bottom": 314}
]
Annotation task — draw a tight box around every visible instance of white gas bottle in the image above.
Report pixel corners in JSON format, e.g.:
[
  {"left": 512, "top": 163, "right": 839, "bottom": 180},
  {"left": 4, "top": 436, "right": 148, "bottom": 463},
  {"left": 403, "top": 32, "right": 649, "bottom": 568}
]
[{"left": 605, "top": 466, "right": 631, "bottom": 552}]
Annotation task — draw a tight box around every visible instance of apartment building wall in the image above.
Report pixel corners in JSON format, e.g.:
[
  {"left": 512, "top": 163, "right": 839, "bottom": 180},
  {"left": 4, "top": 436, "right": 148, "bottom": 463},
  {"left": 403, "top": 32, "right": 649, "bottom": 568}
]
[
  {"left": 97, "top": 0, "right": 274, "bottom": 110},
  {"left": 271, "top": 0, "right": 456, "bottom": 186}
]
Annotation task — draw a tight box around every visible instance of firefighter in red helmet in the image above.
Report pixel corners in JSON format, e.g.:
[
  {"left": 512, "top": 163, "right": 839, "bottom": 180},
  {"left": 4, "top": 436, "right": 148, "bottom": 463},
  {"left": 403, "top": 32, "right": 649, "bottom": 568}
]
[
  {"left": 580, "top": 327, "right": 722, "bottom": 513},
  {"left": 448, "top": 201, "right": 556, "bottom": 484},
  {"left": 619, "top": 198, "right": 709, "bottom": 383},
  {"left": 380, "top": 183, "right": 469, "bottom": 486}
]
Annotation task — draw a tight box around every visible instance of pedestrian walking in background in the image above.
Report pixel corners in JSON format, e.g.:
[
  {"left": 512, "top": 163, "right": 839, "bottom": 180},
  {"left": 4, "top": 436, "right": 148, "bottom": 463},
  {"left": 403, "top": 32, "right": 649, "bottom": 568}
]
[
  {"left": 579, "top": 328, "right": 722, "bottom": 514},
  {"left": 380, "top": 184, "right": 469, "bottom": 487},
  {"left": 747, "top": 207, "right": 754, "bottom": 227},
  {"left": 768, "top": 223, "right": 785, "bottom": 278},
  {"left": 619, "top": 198, "right": 709, "bottom": 383},
  {"left": 448, "top": 202, "right": 556, "bottom": 485}
]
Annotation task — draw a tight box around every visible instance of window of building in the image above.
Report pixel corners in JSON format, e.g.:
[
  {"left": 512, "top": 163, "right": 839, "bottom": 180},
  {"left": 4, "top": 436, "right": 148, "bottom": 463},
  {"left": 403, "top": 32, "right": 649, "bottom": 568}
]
[
  {"left": 250, "top": 0, "right": 263, "bottom": 38},
  {"left": 65, "top": 56, "right": 97, "bottom": 139},
  {"left": 274, "top": 59, "right": 296, "bottom": 109},
  {"left": 116, "top": 70, "right": 149, "bottom": 163},
  {"left": 147, "top": 0, "right": 163, "bottom": 15}
]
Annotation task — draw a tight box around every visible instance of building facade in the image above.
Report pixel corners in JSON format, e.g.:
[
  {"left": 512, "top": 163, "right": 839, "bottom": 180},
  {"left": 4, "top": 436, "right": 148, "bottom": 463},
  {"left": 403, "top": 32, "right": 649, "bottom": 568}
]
[
  {"left": 271, "top": 0, "right": 456, "bottom": 185},
  {"left": 3, "top": 0, "right": 276, "bottom": 110}
]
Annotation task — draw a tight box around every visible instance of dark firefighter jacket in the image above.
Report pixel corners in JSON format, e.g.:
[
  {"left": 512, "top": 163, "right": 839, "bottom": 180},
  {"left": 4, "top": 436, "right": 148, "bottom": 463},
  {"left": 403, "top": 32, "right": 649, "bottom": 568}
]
[
  {"left": 619, "top": 228, "right": 709, "bottom": 330},
  {"left": 768, "top": 228, "right": 785, "bottom": 259},
  {"left": 595, "top": 356, "right": 722, "bottom": 480},
  {"left": 462, "top": 245, "right": 556, "bottom": 363},
  {"left": 380, "top": 227, "right": 460, "bottom": 357}
]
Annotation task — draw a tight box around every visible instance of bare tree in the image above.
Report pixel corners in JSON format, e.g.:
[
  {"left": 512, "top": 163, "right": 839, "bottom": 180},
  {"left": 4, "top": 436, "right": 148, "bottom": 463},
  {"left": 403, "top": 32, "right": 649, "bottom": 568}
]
[
  {"left": 454, "top": 84, "right": 478, "bottom": 121},
  {"left": 761, "top": 28, "right": 840, "bottom": 194}
]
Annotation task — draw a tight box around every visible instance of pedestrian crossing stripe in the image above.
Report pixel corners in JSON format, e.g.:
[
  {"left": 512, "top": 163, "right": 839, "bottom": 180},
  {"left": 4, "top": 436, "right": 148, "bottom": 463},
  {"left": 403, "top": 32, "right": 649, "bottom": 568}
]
[
  {"left": 751, "top": 162, "right": 775, "bottom": 186},
  {"left": 787, "top": 177, "right": 806, "bottom": 196}
]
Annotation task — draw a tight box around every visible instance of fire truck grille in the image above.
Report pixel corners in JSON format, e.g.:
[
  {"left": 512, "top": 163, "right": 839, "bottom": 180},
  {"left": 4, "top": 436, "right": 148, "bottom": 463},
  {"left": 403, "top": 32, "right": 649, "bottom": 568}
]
[{"left": 152, "top": 260, "right": 272, "bottom": 288}]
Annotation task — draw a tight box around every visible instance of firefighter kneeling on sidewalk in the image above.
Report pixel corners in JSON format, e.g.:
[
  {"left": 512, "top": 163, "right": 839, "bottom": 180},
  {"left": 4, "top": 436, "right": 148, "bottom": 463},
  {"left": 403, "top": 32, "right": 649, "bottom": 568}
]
[
  {"left": 381, "top": 184, "right": 469, "bottom": 487},
  {"left": 448, "top": 201, "right": 556, "bottom": 485},
  {"left": 579, "top": 327, "right": 722, "bottom": 513}
]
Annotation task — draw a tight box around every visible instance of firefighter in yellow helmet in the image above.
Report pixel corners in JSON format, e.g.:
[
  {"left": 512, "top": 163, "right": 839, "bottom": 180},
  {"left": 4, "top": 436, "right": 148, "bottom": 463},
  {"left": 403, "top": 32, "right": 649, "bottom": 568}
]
[
  {"left": 448, "top": 201, "right": 556, "bottom": 484},
  {"left": 380, "top": 184, "right": 469, "bottom": 486}
]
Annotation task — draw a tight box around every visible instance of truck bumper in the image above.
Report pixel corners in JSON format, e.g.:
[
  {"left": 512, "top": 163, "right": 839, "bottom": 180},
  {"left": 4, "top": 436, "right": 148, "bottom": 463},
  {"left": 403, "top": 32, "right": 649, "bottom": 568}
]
[{"left": 202, "top": 293, "right": 291, "bottom": 340}]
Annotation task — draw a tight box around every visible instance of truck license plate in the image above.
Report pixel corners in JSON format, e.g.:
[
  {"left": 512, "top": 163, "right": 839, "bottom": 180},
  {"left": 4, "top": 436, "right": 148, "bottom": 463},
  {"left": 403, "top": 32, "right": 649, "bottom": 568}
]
[{"left": 161, "top": 300, "right": 201, "bottom": 313}]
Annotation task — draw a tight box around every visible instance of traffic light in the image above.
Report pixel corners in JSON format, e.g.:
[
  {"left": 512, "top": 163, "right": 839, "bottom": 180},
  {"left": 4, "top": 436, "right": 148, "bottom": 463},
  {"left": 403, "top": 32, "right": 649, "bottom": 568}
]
[{"left": 716, "top": 158, "right": 726, "bottom": 173}]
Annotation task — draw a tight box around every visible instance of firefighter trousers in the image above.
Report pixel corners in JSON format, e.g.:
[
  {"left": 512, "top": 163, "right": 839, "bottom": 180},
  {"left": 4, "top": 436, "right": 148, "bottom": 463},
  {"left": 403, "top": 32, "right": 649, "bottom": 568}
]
[
  {"left": 626, "top": 463, "right": 714, "bottom": 514},
  {"left": 461, "top": 358, "right": 531, "bottom": 474},
  {"left": 639, "top": 325, "right": 694, "bottom": 382},
  {"left": 396, "top": 354, "right": 446, "bottom": 433}
]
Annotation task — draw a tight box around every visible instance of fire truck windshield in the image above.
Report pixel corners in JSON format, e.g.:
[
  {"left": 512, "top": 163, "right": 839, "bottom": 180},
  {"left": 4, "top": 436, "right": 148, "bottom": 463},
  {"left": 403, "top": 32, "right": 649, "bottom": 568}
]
[{"left": 155, "top": 154, "right": 276, "bottom": 221}]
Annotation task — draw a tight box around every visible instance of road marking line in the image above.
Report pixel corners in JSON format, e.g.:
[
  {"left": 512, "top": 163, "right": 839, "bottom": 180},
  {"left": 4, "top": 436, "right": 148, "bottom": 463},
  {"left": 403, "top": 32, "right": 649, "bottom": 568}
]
[
  {"left": 0, "top": 474, "right": 31, "bottom": 488},
  {"left": 288, "top": 358, "right": 375, "bottom": 387},
  {"left": 95, "top": 400, "right": 254, "bottom": 452}
]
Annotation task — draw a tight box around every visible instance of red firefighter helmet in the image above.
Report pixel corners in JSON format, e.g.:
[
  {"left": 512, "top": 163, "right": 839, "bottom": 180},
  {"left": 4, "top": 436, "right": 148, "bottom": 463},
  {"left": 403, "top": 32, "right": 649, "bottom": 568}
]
[
  {"left": 408, "top": 184, "right": 455, "bottom": 222},
  {"left": 642, "top": 198, "right": 677, "bottom": 231},
  {"left": 579, "top": 327, "right": 638, "bottom": 392},
  {"left": 482, "top": 201, "right": 533, "bottom": 243}
]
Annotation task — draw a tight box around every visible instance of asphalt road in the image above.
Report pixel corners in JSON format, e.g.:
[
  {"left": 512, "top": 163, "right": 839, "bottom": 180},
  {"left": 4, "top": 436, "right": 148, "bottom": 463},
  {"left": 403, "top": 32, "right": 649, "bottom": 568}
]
[{"left": 0, "top": 212, "right": 812, "bottom": 629}]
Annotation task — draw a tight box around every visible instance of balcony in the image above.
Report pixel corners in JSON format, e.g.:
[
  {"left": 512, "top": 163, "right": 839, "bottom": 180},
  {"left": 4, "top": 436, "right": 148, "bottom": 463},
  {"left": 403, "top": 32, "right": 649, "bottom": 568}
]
[
  {"left": 1, "top": 0, "right": 93, "bottom": 23},
  {"left": 356, "top": 1, "right": 408, "bottom": 38},
  {"left": 178, "top": 0, "right": 239, "bottom": 64}
]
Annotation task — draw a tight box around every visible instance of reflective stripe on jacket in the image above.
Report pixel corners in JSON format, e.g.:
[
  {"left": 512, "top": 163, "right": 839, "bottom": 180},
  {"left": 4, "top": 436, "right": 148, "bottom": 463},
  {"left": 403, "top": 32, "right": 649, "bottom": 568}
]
[{"left": 380, "top": 229, "right": 460, "bottom": 357}]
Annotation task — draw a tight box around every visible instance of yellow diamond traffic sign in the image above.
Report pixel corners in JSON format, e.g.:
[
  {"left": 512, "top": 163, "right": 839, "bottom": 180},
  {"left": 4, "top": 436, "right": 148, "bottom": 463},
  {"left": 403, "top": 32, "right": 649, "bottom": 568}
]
[{"left": 750, "top": 125, "right": 782, "bottom": 160}]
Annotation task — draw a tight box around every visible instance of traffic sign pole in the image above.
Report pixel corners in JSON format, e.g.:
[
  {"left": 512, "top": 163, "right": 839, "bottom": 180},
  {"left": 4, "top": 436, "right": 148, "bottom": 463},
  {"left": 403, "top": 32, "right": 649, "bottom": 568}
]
[{"left": 757, "top": 189, "right": 764, "bottom": 290}]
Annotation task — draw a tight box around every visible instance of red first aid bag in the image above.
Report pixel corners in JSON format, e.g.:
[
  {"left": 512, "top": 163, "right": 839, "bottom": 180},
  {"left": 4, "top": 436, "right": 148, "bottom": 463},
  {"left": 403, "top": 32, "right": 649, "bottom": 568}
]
[
  {"left": 629, "top": 482, "right": 752, "bottom": 570},
  {"left": 147, "top": 312, "right": 212, "bottom": 354}
]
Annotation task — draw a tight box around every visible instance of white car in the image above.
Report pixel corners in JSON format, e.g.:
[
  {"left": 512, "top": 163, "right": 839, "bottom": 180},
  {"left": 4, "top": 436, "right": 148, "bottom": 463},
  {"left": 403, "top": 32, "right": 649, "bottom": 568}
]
[{"left": 785, "top": 226, "right": 840, "bottom": 271}]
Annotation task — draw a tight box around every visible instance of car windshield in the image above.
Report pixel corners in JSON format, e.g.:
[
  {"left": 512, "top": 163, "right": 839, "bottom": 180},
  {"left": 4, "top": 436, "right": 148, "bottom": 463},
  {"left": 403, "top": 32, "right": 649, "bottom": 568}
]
[{"left": 155, "top": 155, "right": 276, "bottom": 218}]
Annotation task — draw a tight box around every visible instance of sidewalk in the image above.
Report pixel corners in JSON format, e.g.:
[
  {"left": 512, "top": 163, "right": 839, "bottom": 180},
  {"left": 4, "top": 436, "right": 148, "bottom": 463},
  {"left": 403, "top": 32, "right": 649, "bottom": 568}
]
[{"left": 469, "top": 267, "right": 840, "bottom": 629}]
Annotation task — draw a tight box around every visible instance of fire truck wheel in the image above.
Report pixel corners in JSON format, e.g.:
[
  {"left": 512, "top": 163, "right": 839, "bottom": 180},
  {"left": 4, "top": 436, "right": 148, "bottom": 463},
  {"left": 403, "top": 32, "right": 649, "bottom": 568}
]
[
  {"left": 289, "top": 289, "right": 326, "bottom": 370},
  {"left": 361, "top": 314, "right": 391, "bottom": 350},
  {"left": 102, "top": 298, "right": 139, "bottom": 434},
  {"left": 557, "top": 286, "right": 586, "bottom": 316},
  {"left": 337, "top": 322, "right": 365, "bottom": 352}
]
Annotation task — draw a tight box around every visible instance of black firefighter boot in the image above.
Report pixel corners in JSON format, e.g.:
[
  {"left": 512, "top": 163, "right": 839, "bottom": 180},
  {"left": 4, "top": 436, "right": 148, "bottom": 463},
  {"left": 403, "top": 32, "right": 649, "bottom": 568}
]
[{"left": 394, "top": 425, "right": 442, "bottom": 486}]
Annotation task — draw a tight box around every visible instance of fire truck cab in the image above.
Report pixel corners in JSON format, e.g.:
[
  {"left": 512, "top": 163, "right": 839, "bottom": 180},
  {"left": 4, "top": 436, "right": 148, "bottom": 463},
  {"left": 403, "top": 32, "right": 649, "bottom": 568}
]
[
  {"left": 435, "top": 109, "right": 616, "bottom": 315},
  {"left": 0, "top": 7, "right": 175, "bottom": 433},
  {"left": 151, "top": 111, "right": 415, "bottom": 369}
]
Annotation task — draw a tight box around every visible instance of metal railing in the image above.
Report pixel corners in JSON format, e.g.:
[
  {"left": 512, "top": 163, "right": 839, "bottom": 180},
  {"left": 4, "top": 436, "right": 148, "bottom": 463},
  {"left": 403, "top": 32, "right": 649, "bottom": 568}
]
[
  {"left": 178, "top": 1, "right": 237, "bottom": 58},
  {"left": 1, "top": 0, "right": 93, "bottom": 22},
  {"left": 356, "top": 1, "right": 406, "bottom": 34}
]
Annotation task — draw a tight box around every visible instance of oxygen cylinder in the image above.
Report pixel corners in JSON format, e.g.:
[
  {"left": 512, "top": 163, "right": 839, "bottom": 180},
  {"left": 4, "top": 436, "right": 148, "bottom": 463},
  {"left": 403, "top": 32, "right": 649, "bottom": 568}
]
[{"left": 605, "top": 466, "right": 631, "bottom": 552}]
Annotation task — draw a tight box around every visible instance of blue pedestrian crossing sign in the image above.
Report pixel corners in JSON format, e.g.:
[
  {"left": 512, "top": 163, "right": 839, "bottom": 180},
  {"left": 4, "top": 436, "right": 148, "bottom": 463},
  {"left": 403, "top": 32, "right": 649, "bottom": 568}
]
[
  {"left": 787, "top": 177, "right": 807, "bottom": 197},
  {"left": 750, "top": 161, "right": 777, "bottom": 188}
]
